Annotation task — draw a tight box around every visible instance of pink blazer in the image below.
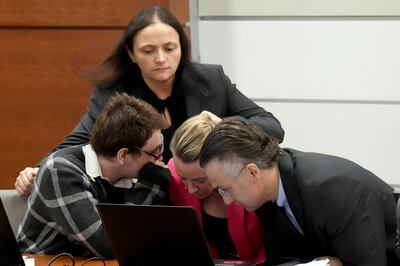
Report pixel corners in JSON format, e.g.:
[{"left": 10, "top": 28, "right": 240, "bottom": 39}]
[{"left": 167, "top": 159, "right": 266, "bottom": 263}]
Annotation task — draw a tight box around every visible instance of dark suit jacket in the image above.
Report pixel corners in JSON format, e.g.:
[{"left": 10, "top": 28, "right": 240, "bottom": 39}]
[
  {"left": 50, "top": 63, "right": 284, "bottom": 156},
  {"left": 256, "top": 148, "right": 397, "bottom": 266}
]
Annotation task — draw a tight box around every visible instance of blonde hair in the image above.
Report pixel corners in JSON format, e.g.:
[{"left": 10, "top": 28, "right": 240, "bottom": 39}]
[{"left": 170, "top": 113, "right": 217, "bottom": 163}]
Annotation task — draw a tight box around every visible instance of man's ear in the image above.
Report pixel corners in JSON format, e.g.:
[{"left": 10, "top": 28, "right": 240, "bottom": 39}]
[
  {"left": 125, "top": 46, "right": 136, "bottom": 63},
  {"left": 246, "top": 163, "right": 261, "bottom": 182},
  {"left": 116, "top": 148, "right": 130, "bottom": 164}
]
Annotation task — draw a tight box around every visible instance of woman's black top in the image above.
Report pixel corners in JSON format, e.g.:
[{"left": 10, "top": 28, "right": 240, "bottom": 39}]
[
  {"left": 142, "top": 83, "right": 187, "bottom": 162},
  {"left": 201, "top": 209, "right": 239, "bottom": 260}
]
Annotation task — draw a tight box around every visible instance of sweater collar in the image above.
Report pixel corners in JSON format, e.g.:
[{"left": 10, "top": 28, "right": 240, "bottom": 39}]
[{"left": 82, "top": 144, "right": 133, "bottom": 188}]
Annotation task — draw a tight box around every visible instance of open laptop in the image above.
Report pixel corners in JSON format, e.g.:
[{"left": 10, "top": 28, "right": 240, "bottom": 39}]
[
  {"left": 97, "top": 204, "right": 256, "bottom": 266},
  {"left": 0, "top": 197, "right": 25, "bottom": 266}
]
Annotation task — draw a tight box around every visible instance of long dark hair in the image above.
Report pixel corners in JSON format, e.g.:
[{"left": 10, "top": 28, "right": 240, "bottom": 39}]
[{"left": 91, "top": 6, "right": 205, "bottom": 92}]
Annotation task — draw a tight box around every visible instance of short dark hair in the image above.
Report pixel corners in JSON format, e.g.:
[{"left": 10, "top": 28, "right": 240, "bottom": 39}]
[
  {"left": 199, "top": 117, "right": 281, "bottom": 169},
  {"left": 90, "top": 93, "right": 166, "bottom": 157}
]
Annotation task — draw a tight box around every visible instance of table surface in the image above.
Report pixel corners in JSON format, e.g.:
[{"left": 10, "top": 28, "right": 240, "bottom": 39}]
[{"left": 25, "top": 254, "right": 119, "bottom": 266}]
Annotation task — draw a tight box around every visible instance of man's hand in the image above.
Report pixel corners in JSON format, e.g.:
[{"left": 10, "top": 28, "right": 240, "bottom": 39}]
[
  {"left": 316, "top": 256, "right": 343, "bottom": 266},
  {"left": 201, "top": 110, "right": 222, "bottom": 124},
  {"left": 15, "top": 167, "right": 38, "bottom": 195}
]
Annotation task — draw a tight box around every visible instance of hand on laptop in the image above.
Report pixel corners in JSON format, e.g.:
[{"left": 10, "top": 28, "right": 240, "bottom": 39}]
[{"left": 313, "top": 256, "right": 342, "bottom": 266}]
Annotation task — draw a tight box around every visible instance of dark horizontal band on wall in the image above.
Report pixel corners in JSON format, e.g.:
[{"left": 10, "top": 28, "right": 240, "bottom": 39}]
[
  {"left": 0, "top": 26, "right": 126, "bottom": 30},
  {"left": 252, "top": 98, "right": 400, "bottom": 105},
  {"left": 200, "top": 16, "right": 400, "bottom": 21}
]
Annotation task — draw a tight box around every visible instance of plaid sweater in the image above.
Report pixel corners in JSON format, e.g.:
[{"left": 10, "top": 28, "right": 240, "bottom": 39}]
[{"left": 17, "top": 145, "right": 171, "bottom": 258}]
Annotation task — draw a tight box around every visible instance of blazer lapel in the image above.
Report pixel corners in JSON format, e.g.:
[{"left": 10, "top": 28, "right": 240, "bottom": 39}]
[
  {"left": 279, "top": 151, "right": 306, "bottom": 234},
  {"left": 183, "top": 73, "right": 211, "bottom": 117},
  {"left": 257, "top": 202, "right": 309, "bottom": 258}
]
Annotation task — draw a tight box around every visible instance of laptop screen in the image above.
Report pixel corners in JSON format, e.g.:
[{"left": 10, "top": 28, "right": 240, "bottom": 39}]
[
  {"left": 0, "top": 197, "right": 25, "bottom": 266},
  {"left": 97, "top": 204, "right": 219, "bottom": 266}
]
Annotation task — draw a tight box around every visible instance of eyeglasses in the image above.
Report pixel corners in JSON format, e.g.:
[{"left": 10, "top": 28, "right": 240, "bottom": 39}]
[
  {"left": 135, "top": 146, "right": 162, "bottom": 160},
  {"left": 217, "top": 187, "right": 231, "bottom": 197},
  {"left": 216, "top": 165, "right": 247, "bottom": 197},
  {"left": 135, "top": 134, "right": 164, "bottom": 160}
]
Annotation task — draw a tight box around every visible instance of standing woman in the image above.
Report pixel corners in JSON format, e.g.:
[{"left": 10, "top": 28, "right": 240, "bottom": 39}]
[
  {"left": 15, "top": 6, "right": 284, "bottom": 195},
  {"left": 168, "top": 112, "right": 265, "bottom": 263}
]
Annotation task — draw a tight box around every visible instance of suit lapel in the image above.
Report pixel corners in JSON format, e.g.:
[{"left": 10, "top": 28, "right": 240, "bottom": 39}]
[
  {"left": 279, "top": 151, "right": 306, "bottom": 234},
  {"left": 257, "top": 202, "right": 310, "bottom": 258}
]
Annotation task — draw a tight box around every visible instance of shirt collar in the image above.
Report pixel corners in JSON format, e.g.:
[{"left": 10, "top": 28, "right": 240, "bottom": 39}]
[
  {"left": 82, "top": 144, "right": 133, "bottom": 189},
  {"left": 83, "top": 144, "right": 102, "bottom": 181},
  {"left": 276, "top": 175, "right": 289, "bottom": 208}
]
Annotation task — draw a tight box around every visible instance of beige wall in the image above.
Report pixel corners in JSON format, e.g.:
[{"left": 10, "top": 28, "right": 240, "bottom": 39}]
[{"left": 198, "top": 0, "right": 400, "bottom": 16}]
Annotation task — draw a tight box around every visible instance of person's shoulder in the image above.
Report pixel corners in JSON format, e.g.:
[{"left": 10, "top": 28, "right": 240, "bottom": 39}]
[
  {"left": 283, "top": 148, "right": 392, "bottom": 193},
  {"left": 190, "top": 63, "right": 227, "bottom": 87},
  {"left": 167, "top": 158, "right": 181, "bottom": 183},
  {"left": 283, "top": 148, "right": 349, "bottom": 165},
  {"left": 36, "top": 146, "right": 86, "bottom": 193},
  {"left": 166, "top": 158, "right": 175, "bottom": 171},
  {"left": 43, "top": 145, "right": 85, "bottom": 170},
  {"left": 52, "top": 144, "right": 84, "bottom": 156},
  {"left": 95, "top": 81, "right": 131, "bottom": 95},
  {"left": 193, "top": 63, "right": 223, "bottom": 73}
]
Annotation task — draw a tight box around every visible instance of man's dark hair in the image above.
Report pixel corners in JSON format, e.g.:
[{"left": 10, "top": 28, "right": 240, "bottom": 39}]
[
  {"left": 90, "top": 93, "right": 165, "bottom": 157},
  {"left": 199, "top": 117, "right": 281, "bottom": 169}
]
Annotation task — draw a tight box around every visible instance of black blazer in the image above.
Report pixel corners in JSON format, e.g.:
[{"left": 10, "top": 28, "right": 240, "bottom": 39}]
[
  {"left": 257, "top": 148, "right": 397, "bottom": 266},
  {"left": 49, "top": 63, "right": 284, "bottom": 156}
]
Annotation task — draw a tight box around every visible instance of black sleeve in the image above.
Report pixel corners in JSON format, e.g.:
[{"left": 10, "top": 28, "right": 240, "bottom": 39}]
[{"left": 126, "top": 163, "right": 172, "bottom": 206}]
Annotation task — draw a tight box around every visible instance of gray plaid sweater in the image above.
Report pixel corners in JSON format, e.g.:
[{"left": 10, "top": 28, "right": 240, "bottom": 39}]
[{"left": 17, "top": 144, "right": 171, "bottom": 258}]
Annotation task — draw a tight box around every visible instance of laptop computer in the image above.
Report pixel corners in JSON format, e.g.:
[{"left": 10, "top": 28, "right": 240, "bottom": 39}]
[
  {"left": 0, "top": 197, "right": 25, "bottom": 266},
  {"left": 97, "top": 204, "right": 256, "bottom": 266}
]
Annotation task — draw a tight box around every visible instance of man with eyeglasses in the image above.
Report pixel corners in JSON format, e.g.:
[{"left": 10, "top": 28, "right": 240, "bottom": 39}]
[
  {"left": 199, "top": 117, "right": 398, "bottom": 266},
  {"left": 18, "top": 93, "right": 171, "bottom": 258}
]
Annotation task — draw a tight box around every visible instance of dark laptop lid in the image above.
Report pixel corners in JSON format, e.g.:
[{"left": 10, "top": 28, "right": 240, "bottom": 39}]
[
  {"left": 0, "top": 197, "right": 25, "bottom": 266},
  {"left": 97, "top": 204, "right": 216, "bottom": 266}
]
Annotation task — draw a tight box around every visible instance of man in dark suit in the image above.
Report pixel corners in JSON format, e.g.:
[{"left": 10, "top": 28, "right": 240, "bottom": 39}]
[{"left": 199, "top": 117, "right": 398, "bottom": 266}]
